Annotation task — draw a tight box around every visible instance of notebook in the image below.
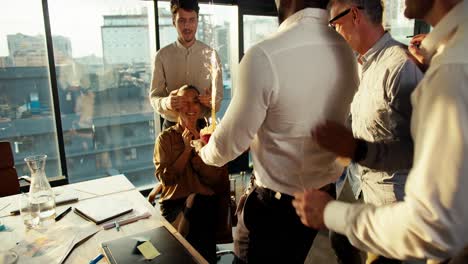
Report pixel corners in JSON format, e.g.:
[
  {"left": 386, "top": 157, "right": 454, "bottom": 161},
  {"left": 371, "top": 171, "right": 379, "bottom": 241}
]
[
  {"left": 101, "top": 226, "right": 197, "bottom": 264},
  {"left": 74, "top": 197, "right": 133, "bottom": 225}
]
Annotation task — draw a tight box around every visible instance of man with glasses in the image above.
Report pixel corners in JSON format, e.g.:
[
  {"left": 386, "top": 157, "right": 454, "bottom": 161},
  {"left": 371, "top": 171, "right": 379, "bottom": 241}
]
[
  {"left": 150, "top": 0, "right": 223, "bottom": 129},
  {"left": 293, "top": 0, "right": 468, "bottom": 263},
  {"left": 307, "top": 0, "right": 423, "bottom": 263}
]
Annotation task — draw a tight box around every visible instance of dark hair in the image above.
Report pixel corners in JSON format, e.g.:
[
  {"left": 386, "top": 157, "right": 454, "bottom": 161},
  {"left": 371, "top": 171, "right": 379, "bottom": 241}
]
[
  {"left": 305, "top": 0, "right": 331, "bottom": 9},
  {"left": 178, "top": 84, "right": 200, "bottom": 95},
  {"left": 170, "top": 0, "right": 200, "bottom": 15},
  {"left": 177, "top": 84, "right": 208, "bottom": 112}
]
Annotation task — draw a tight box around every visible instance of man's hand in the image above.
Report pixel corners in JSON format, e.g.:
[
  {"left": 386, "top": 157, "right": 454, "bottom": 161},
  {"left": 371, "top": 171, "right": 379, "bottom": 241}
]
[
  {"left": 199, "top": 88, "right": 213, "bottom": 109},
  {"left": 166, "top": 89, "right": 187, "bottom": 111},
  {"left": 312, "top": 120, "right": 357, "bottom": 159},
  {"left": 409, "top": 34, "right": 428, "bottom": 72},
  {"left": 199, "top": 95, "right": 212, "bottom": 109},
  {"left": 292, "top": 189, "right": 333, "bottom": 229}
]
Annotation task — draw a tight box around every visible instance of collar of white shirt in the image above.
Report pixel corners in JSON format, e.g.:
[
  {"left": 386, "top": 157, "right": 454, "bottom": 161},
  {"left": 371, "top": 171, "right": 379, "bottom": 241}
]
[
  {"left": 421, "top": 0, "right": 468, "bottom": 62},
  {"left": 277, "top": 8, "right": 328, "bottom": 33},
  {"left": 359, "top": 32, "right": 392, "bottom": 66}
]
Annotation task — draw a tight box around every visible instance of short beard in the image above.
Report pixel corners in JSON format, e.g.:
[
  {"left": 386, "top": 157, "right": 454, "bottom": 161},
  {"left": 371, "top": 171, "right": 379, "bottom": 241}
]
[{"left": 404, "top": 0, "right": 435, "bottom": 20}]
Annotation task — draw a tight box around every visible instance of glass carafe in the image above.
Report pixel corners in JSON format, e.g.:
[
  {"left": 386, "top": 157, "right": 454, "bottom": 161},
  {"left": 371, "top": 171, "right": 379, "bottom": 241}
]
[{"left": 25, "top": 155, "right": 56, "bottom": 222}]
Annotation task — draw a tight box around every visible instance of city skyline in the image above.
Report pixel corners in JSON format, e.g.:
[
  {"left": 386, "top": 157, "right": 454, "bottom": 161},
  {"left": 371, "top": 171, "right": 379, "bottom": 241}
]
[{"left": 0, "top": 1, "right": 232, "bottom": 58}]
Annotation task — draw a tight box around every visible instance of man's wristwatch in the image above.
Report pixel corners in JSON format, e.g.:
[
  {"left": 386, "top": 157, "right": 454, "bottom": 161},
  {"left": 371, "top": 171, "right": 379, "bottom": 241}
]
[{"left": 353, "top": 139, "right": 368, "bottom": 162}]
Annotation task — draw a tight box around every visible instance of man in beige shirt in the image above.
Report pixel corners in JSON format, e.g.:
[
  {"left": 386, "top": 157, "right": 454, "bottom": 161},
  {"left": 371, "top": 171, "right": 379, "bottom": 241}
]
[{"left": 149, "top": 0, "right": 223, "bottom": 129}]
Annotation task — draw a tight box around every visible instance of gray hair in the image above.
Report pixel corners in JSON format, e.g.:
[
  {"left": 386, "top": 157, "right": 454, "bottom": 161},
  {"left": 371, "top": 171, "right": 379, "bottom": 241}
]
[{"left": 328, "top": 0, "right": 383, "bottom": 25}]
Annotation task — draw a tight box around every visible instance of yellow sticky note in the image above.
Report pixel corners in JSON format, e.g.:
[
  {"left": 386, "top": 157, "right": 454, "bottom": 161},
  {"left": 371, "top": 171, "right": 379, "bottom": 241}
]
[{"left": 137, "top": 241, "right": 161, "bottom": 260}]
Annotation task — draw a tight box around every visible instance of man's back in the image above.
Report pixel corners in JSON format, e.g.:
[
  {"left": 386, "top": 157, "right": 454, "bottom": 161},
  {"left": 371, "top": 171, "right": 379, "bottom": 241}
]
[
  {"left": 251, "top": 8, "right": 358, "bottom": 194},
  {"left": 201, "top": 8, "right": 359, "bottom": 195}
]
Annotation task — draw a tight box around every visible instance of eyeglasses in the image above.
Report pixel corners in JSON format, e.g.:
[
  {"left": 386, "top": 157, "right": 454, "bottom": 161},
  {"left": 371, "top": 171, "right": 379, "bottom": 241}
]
[{"left": 329, "top": 6, "right": 364, "bottom": 29}]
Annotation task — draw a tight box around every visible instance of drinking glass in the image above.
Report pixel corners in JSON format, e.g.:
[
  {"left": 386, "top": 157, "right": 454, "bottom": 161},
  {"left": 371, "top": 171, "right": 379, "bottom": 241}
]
[
  {"left": 19, "top": 193, "right": 40, "bottom": 229},
  {"left": 0, "top": 249, "right": 19, "bottom": 264},
  {"left": 0, "top": 220, "right": 19, "bottom": 264}
]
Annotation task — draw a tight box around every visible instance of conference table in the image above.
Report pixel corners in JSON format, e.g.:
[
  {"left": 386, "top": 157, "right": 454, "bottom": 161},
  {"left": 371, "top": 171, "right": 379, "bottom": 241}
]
[{"left": 0, "top": 175, "right": 208, "bottom": 264}]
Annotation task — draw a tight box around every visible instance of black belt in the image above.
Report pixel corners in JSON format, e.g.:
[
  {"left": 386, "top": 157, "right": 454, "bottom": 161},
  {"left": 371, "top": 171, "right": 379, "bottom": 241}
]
[
  {"left": 254, "top": 182, "right": 335, "bottom": 203},
  {"left": 254, "top": 183, "right": 294, "bottom": 202}
]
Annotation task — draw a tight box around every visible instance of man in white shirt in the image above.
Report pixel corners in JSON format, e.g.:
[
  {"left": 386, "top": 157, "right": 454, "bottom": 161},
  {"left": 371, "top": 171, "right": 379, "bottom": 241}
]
[
  {"left": 293, "top": 0, "right": 468, "bottom": 263},
  {"left": 149, "top": 0, "right": 223, "bottom": 129},
  {"left": 197, "top": 0, "right": 359, "bottom": 262}
]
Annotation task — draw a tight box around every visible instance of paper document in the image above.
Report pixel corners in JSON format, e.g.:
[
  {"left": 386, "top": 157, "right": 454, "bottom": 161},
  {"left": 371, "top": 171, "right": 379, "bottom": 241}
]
[{"left": 12, "top": 223, "right": 100, "bottom": 264}]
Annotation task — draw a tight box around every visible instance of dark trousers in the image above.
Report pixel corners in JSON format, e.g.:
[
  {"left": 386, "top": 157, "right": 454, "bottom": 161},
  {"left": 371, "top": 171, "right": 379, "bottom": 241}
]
[
  {"left": 235, "top": 186, "right": 319, "bottom": 264},
  {"left": 160, "top": 195, "right": 218, "bottom": 264},
  {"left": 443, "top": 245, "right": 468, "bottom": 264},
  {"left": 185, "top": 195, "right": 218, "bottom": 264},
  {"left": 330, "top": 231, "right": 362, "bottom": 264}
]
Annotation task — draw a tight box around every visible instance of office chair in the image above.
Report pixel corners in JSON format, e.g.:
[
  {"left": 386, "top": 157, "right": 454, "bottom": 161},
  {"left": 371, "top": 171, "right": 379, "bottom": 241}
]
[{"left": 0, "top": 142, "right": 20, "bottom": 197}]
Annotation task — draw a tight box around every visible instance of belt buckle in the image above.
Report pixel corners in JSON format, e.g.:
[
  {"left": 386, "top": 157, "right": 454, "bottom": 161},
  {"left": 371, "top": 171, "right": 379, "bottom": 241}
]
[{"left": 274, "top": 192, "right": 282, "bottom": 200}]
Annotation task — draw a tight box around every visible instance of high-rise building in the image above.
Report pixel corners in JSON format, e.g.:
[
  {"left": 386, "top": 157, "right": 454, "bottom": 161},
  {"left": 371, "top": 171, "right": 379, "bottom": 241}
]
[
  {"left": 157, "top": 8, "right": 177, "bottom": 48},
  {"left": 7, "top": 33, "right": 72, "bottom": 67},
  {"left": 101, "top": 10, "right": 150, "bottom": 66},
  {"left": 383, "top": 0, "right": 414, "bottom": 44}
]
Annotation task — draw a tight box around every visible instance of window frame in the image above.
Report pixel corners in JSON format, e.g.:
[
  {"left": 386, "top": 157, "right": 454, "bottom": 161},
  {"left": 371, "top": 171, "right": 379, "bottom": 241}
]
[{"left": 9, "top": 0, "right": 426, "bottom": 189}]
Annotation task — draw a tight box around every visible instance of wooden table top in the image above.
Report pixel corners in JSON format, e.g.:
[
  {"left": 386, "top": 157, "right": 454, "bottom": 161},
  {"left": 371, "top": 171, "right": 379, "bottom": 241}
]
[{"left": 0, "top": 175, "right": 207, "bottom": 264}]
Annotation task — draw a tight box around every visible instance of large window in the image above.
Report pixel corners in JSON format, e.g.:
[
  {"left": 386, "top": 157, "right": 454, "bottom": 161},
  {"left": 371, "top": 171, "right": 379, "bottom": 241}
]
[
  {"left": 47, "top": 0, "right": 157, "bottom": 188},
  {"left": 157, "top": 2, "right": 238, "bottom": 119},
  {"left": 383, "top": 0, "right": 415, "bottom": 45},
  {"left": 0, "top": 0, "right": 422, "bottom": 190},
  {"left": 0, "top": 1, "right": 62, "bottom": 179},
  {"left": 243, "top": 15, "right": 277, "bottom": 54}
]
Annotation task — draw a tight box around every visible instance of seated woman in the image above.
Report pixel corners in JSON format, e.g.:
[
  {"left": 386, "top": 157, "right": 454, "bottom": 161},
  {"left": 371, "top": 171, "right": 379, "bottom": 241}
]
[{"left": 149, "top": 85, "right": 229, "bottom": 263}]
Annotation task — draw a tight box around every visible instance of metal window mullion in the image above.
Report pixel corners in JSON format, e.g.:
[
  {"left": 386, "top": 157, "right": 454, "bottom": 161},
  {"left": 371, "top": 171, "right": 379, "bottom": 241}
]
[
  {"left": 238, "top": 9, "right": 244, "bottom": 62},
  {"left": 153, "top": 0, "right": 165, "bottom": 132},
  {"left": 154, "top": 0, "right": 161, "bottom": 51},
  {"left": 41, "top": 0, "right": 69, "bottom": 181}
]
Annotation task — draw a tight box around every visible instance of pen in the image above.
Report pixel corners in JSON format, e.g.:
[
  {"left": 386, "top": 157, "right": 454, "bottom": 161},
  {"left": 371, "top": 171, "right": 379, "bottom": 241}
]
[
  {"left": 55, "top": 206, "right": 72, "bottom": 221},
  {"left": 89, "top": 253, "right": 104, "bottom": 264}
]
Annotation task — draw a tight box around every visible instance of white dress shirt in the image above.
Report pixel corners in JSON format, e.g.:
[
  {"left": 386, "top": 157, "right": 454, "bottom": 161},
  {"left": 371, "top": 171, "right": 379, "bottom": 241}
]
[
  {"left": 324, "top": 1, "right": 468, "bottom": 262},
  {"left": 200, "top": 8, "right": 359, "bottom": 196},
  {"left": 149, "top": 39, "right": 223, "bottom": 122}
]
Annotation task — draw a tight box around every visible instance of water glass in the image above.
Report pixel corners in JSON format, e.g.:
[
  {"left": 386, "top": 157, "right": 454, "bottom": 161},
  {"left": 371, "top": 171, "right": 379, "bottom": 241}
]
[
  {"left": 19, "top": 193, "right": 40, "bottom": 229},
  {"left": 0, "top": 250, "right": 19, "bottom": 264}
]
